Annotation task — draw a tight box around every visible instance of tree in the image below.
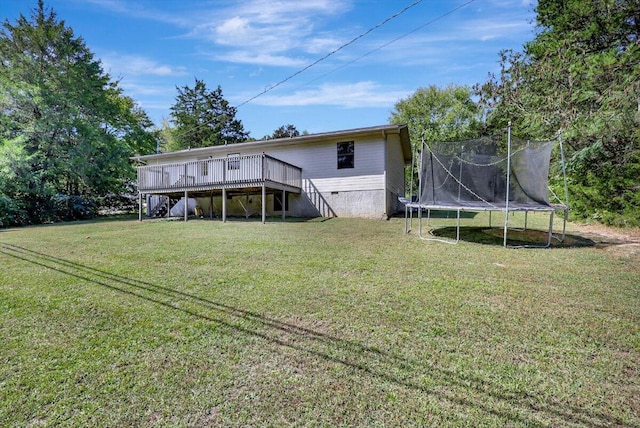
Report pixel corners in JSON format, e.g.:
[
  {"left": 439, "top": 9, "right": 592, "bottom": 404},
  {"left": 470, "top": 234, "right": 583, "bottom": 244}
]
[
  {"left": 389, "top": 85, "right": 483, "bottom": 195},
  {"left": 0, "top": 1, "right": 157, "bottom": 225},
  {"left": 390, "top": 85, "right": 482, "bottom": 145},
  {"left": 270, "top": 124, "right": 300, "bottom": 139},
  {"left": 157, "top": 118, "right": 178, "bottom": 153},
  {"left": 170, "top": 79, "right": 248, "bottom": 149},
  {"left": 475, "top": 0, "right": 640, "bottom": 226}
]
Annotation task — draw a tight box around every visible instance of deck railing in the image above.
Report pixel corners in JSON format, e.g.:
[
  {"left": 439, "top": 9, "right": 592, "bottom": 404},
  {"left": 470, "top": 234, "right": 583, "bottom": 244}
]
[{"left": 137, "top": 154, "right": 302, "bottom": 192}]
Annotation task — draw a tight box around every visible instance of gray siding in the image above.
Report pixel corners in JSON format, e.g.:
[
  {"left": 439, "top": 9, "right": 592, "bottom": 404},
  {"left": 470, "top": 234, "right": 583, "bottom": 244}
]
[
  {"left": 137, "top": 125, "right": 410, "bottom": 219},
  {"left": 385, "top": 133, "right": 407, "bottom": 214}
]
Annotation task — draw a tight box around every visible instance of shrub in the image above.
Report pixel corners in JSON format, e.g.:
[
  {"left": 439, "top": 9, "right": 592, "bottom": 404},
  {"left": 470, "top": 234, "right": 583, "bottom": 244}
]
[
  {"left": 52, "top": 194, "right": 97, "bottom": 221},
  {"left": 0, "top": 194, "right": 29, "bottom": 228}
]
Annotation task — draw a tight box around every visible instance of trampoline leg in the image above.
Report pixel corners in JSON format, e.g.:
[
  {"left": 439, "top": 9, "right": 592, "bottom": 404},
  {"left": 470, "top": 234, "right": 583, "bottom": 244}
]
[
  {"left": 418, "top": 205, "right": 423, "bottom": 238},
  {"left": 404, "top": 205, "right": 409, "bottom": 234},
  {"left": 561, "top": 208, "right": 568, "bottom": 242},
  {"left": 456, "top": 210, "right": 461, "bottom": 243},
  {"left": 410, "top": 204, "right": 413, "bottom": 231},
  {"left": 546, "top": 211, "right": 554, "bottom": 247},
  {"left": 524, "top": 211, "right": 528, "bottom": 230},
  {"left": 503, "top": 210, "right": 508, "bottom": 248}
]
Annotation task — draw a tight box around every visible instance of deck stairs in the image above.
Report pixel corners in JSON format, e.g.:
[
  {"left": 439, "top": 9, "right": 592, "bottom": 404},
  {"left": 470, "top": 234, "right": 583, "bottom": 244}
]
[{"left": 148, "top": 196, "right": 178, "bottom": 217}]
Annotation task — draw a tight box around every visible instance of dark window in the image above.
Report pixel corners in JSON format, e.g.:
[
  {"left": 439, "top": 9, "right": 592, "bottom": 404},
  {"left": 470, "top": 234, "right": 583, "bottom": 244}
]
[
  {"left": 274, "top": 192, "right": 289, "bottom": 211},
  {"left": 337, "top": 141, "right": 354, "bottom": 169},
  {"left": 227, "top": 153, "right": 240, "bottom": 170},
  {"left": 198, "top": 158, "right": 208, "bottom": 176}
]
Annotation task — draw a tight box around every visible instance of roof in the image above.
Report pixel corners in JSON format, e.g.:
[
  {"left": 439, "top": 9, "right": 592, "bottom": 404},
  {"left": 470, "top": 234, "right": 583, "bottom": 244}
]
[{"left": 131, "top": 123, "right": 412, "bottom": 164}]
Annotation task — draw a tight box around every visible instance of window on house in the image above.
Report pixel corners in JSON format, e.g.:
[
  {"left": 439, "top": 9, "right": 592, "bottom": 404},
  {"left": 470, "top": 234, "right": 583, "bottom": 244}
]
[
  {"left": 198, "top": 158, "right": 208, "bottom": 176},
  {"left": 337, "top": 141, "right": 354, "bottom": 169},
  {"left": 227, "top": 153, "right": 240, "bottom": 170},
  {"left": 274, "top": 192, "right": 289, "bottom": 211}
]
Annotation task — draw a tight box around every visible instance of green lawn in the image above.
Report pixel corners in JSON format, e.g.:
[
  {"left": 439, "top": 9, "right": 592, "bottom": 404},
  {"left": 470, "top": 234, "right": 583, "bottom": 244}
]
[{"left": 1, "top": 215, "right": 638, "bottom": 426}]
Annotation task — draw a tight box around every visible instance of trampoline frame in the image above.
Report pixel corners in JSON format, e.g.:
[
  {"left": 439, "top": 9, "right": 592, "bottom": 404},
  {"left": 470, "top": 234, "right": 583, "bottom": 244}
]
[{"left": 403, "top": 124, "right": 570, "bottom": 248}]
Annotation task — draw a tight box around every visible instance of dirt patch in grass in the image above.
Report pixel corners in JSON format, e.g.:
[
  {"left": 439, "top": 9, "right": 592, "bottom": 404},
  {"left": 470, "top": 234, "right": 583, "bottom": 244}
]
[{"left": 575, "top": 223, "right": 640, "bottom": 259}]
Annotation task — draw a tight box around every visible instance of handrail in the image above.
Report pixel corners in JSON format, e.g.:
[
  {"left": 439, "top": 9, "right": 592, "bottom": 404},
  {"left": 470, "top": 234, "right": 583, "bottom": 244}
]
[{"left": 137, "top": 153, "right": 302, "bottom": 192}]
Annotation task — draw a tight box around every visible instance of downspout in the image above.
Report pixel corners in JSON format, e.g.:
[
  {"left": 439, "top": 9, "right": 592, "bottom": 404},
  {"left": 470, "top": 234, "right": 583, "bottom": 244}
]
[{"left": 382, "top": 129, "right": 388, "bottom": 219}]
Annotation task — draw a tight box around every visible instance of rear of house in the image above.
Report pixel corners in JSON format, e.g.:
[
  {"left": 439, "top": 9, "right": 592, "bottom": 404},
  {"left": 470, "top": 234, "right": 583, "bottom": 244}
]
[{"left": 132, "top": 124, "right": 411, "bottom": 220}]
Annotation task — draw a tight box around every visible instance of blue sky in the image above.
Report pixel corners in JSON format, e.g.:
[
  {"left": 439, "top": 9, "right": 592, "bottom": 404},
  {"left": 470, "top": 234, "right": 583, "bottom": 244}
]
[{"left": 2, "top": 0, "right": 537, "bottom": 139}]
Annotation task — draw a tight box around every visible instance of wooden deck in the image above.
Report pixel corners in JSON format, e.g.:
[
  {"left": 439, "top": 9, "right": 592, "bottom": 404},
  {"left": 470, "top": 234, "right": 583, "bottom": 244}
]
[
  {"left": 137, "top": 153, "right": 302, "bottom": 194},
  {"left": 136, "top": 154, "right": 302, "bottom": 222}
]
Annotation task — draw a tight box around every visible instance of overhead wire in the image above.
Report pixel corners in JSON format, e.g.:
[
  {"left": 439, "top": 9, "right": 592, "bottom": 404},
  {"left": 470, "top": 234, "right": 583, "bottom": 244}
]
[
  {"left": 173, "top": 0, "right": 475, "bottom": 143},
  {"left": 294, "top": 0, "right": 476, "bottom": 90},
  {"left": 235, "top": 0, "right": 424, "bottom": 109}
]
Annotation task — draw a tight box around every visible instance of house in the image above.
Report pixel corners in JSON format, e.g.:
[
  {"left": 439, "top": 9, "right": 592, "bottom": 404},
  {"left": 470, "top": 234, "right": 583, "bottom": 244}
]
[{"left": 131, "top": 124, "right": 412, "bottom": 221}]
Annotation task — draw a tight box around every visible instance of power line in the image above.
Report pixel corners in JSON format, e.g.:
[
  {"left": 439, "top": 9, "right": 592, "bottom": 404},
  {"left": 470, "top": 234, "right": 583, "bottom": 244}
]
[
  {"left": 295, "top": 0, "right": 476, "bottom": 90},
  {"left": 171, "top": 0, "right": 475, "bottom": 143},
  {"left": 235, "top": 0, "right": 424, "bottom": 108}
]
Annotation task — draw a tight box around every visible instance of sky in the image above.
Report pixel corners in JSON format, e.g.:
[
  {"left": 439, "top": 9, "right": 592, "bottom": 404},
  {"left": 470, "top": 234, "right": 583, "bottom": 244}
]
[{"left": 2, "top": 0, "right": 538, "bottom": 139}]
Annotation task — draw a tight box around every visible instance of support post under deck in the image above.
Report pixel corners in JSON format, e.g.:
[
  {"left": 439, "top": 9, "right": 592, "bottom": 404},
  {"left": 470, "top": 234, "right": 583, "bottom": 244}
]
[
  {"left": 222, "top": 187, "right": 227, "bottom": 223},
  {"left": 261, "top": 185, "right": 266, "bottom": 224},
  {"left": 184, "top": 190, "right": 188, "bottom": 222}
]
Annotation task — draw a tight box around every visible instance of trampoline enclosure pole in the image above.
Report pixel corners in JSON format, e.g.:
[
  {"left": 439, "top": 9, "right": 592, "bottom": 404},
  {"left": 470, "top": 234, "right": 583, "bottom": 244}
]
[
  {"left": 558, "top": 131, "right": 570, "bottom": 208},
  {"left": 503, "top": 122, "right": 512, "bottom": 247}
]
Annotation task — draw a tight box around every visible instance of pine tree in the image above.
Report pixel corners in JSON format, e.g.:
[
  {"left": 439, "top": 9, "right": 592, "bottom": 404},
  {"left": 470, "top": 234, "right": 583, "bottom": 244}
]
[{"left": 170, "top": 79, "right": 248, "bottom": 149}]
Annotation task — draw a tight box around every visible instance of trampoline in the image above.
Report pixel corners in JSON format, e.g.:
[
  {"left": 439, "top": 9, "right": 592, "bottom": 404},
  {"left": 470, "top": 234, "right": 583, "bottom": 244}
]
[{"left": 404, "top": 124, "right": 569, "bottom": 248}]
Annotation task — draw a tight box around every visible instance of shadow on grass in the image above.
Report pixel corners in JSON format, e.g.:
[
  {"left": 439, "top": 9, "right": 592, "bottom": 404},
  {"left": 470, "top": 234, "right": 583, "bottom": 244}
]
[
  {"left": 429, "top": 226, "right": 596, "bottom": 248},
  {"left": 0, "top": 213, "right": 139, "bottom": 232},
  {"left": 390, "top": 210, "right": 477, "bottom": 220},
  {"left": 423, "top": 210, "right": 478, "bottom": 219},
  {"left": 206, "top": 215, "right": 333, "bottom": 223},
  {"left": 0, "top": 243, "right": 619, "bottom": 426},
  {"left": 0, "top": 214, "right": 332, "bottom": 231}
]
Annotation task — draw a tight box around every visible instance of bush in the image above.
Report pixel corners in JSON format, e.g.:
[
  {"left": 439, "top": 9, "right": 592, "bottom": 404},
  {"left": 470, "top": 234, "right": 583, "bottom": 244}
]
[
  {"left": 0, "top": 194, "right": 29, "bottom": 228},
  {"left": 52, "top": 194, "right": 97, "bottom": 221}
]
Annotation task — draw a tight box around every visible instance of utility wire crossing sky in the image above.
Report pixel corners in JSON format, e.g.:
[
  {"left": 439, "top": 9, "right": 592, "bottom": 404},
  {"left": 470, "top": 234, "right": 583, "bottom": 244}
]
[{"left": 2, "top": 0, "right": 537, "bottom": 138}]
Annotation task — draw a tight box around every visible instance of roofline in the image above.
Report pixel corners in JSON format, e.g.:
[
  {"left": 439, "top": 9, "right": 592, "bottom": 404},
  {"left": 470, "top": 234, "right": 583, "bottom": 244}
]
[{"left": 131, "top": 123, "right": 411, "bottom": 163}]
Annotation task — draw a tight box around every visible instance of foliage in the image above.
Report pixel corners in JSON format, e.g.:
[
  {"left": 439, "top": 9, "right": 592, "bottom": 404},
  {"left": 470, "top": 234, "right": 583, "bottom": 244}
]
[
  {"left": 0, "top": 217, "right": 638, "bottom": 426},
  {"left": 389, "top": 85, "right": 483, "bottom": 195},
  {"left": 170, "top": 78, "right": 248, "bottom": 150},
  {"left": 0, "top": 194, "right": 28, "bottom": 227},
  {"left": 0, "top": 1, "right": 157, "bottom": 227},
  {"left": 390, "top": 85, "right": 482, "bottom": 144},
  {"left": 269, "top": 124, "right": 300, "bottom": 139},
  {"left": 51, "top": 194, "right": 96, "bottom": 221},
  {"left": 156, "top": 118, "right": 176, "bottom": 153},
  {"left": 475, "top": 0, "right": 640, "bottom": 225}
]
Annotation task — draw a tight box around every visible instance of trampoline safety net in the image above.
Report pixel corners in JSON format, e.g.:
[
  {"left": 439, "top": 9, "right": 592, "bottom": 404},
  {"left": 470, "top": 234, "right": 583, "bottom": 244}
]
[{"left": 419, "top": 136, "right": 556, "bottom": 208}]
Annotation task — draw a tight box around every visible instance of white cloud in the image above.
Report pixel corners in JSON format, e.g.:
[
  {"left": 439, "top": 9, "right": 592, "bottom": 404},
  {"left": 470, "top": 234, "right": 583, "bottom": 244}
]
[
  {"left": 249, "top": 81, "right": 410, "bottom": 108},
  {"left": 194, "top": 0, "right": 351, "bottom": 65},
  {"left": 100, "top": 53, "right": 188, "bottom": 77},
  {"left": 460, "top": 19, "right": 532, "bottom": 42},
  {"left": 83, "top": 0, "right": 195, "bottom": 27},
  {"left": 215, "top": 16, "right": 252, "bottom": 44},
  {"left": 117, "top": 81, "right": 167, "bottom": 96},
  {"left": 216, "top": 52, "right": 308, "bottom": 67},
  {"left": 86, "top": 0, "right": 353, "bottom": 67}
]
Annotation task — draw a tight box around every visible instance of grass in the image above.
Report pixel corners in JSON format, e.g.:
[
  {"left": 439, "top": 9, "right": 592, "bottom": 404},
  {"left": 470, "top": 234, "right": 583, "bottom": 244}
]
[{"left": 1, "top": 214, "right": 638, "bottom": 426}]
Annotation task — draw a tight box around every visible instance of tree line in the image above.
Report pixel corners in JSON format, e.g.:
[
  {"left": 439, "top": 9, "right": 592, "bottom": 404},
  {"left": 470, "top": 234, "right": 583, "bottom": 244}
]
[
  {"left": 392, "top": 0, "right": 639, "bottom": 226},
  {"left": 2, "top": 0, "right": 638, "bottom": 227},
  {"left": 0, "top": 2, "right": 295, "bottom": 227}
]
